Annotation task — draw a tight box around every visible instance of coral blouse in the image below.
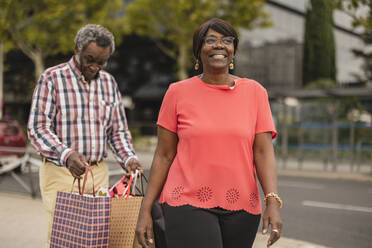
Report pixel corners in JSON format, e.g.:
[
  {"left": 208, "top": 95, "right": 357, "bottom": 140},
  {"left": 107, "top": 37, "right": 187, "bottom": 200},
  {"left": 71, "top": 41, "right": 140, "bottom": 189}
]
[{"left": 157, "top": 76, "right": 277, "bottom": 214}]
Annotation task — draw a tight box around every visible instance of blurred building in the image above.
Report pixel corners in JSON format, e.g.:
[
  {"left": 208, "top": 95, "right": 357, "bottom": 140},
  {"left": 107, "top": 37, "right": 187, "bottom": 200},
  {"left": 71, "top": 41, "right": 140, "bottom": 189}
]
[
  {"left": 237, "top": 39, "right": 302, "bottom": 89},
  {"left": 235, "top": 0, "right": 365, "bottom": 89}
]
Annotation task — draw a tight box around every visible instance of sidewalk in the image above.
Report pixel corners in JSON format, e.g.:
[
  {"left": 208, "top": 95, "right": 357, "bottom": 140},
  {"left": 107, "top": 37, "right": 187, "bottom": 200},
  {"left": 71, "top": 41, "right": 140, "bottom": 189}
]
[
  {"left": 276, "top": 157, "right": 372, "bottom": 182},
  {"left": 0, "top": 192, "right": 329, "bottom": 248}
]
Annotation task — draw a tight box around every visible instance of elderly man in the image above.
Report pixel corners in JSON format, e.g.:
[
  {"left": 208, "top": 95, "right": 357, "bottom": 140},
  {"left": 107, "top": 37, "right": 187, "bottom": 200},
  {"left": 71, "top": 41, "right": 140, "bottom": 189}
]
[{"left": 27, "top": 24, "right": 142, "bottom": 246}]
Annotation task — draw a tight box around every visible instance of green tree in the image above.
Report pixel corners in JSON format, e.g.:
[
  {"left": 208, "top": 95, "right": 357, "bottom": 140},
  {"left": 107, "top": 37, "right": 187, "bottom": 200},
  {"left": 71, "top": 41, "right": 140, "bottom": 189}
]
[
  {"left": 336, "top": 0, "right": 372, "bottom": 84},
  {"left": 123, "top": 0, "right": 271, "bottom": 80},
  {"left": 303, "top": 0, "right": 336, "bottom": 86},
  {"left": 0, "top": 0, "right": 125, "bottom": 82}
]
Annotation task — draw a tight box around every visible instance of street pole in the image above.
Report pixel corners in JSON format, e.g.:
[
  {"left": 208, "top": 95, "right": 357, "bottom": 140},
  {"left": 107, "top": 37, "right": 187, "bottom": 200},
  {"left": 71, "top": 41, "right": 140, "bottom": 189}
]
[
  {"left": 331, "top": 101, "right": 339, "bottom": 172},
  {"left": 281, "top": 99, "right": 288, "bottom": 169},
  {"left": 0, "top": 42, "right": 3, "bottom": 119}
]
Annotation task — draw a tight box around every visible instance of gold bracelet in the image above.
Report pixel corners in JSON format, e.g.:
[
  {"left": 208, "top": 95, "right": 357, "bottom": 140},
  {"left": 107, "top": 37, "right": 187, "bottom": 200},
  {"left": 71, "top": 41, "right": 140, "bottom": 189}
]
[{"left": 264, "top": 192, "right": 283, "bottom": 208}]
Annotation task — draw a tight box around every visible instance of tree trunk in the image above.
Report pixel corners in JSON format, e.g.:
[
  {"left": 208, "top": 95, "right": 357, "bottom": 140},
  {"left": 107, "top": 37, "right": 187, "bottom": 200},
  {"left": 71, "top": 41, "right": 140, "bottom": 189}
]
[
  {"left": 31, "top": 51, "right": 45, "bottom": 82},
  {"left": 0, "top": 43, "right": 3, "bottom": 119},
  {"left": 177, "top": 43, "right": 188, "bottom": 80},
  {"left": 10, "top": 31, "right": 45, "bottom": 83}
]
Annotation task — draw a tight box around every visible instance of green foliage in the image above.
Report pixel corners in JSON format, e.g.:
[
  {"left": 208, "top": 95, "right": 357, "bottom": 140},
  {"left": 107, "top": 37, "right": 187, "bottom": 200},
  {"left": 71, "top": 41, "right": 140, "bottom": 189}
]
[
  {"left": 123, "top": 0, "right": 271, "bottom": 79},
  {"left": 0, "top": 0, "right": 125, "bottom": 54},
  {"left": 336, "top": 0, "right": 372, "bottom": 83},
  {"left": 0, "top": 0, "right": 125, "bottom": 78},
  {"left": 303, "top": 0, "right": 336, "bottom": 86}
]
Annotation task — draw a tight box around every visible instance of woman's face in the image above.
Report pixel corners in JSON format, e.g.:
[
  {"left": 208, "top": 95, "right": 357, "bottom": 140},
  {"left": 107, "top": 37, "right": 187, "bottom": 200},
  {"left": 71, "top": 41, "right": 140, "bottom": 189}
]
[{"left": 200, "top": 29, "right": 235, "bottom": 72}]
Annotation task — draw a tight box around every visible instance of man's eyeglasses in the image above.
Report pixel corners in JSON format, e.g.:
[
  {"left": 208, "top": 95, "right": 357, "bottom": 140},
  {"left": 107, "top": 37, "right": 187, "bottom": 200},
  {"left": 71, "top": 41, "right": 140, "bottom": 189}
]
[{"left": 204, "top": 36, "right": 235, "bottom": 46}]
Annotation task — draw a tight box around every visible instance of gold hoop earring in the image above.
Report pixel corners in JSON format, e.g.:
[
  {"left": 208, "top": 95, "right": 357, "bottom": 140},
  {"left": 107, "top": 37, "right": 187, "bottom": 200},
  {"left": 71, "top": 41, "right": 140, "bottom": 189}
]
[
  {"left": 229, "top": 61, "right": 234, "bottom": 70},
  {"left": 194, "top": 60, "right": 199, "bottom": 70}
]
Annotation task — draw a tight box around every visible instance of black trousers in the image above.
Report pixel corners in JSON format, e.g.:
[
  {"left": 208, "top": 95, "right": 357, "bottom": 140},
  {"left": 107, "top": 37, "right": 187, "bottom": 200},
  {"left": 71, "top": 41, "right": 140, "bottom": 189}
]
[{"left": 161, "top": 203, "right": 261, "bottom": 248}]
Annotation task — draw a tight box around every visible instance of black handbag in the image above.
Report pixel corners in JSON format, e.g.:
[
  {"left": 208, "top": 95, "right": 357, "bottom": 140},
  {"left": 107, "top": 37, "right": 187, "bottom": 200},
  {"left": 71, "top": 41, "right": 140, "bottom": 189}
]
[
  {"left": 140, "top": 175, "right": 167, "bottom": 248},
  {"left": 151, "top": 201, "right": 167, "bottom": 248}
]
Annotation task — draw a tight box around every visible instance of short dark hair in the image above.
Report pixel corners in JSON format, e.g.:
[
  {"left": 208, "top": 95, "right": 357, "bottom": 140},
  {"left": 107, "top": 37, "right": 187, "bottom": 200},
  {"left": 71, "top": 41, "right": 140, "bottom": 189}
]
[{"left": 193, "top": 18, "right": 239, "bottom": 60}]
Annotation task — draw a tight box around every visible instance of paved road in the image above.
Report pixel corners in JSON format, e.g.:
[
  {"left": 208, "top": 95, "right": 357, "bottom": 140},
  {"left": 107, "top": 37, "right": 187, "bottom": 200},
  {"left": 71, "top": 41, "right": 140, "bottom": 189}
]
[
  {"left": 2, "top": 170, "right": 371, "bottom": 248},
  {"left": 278, "top": 175, "right": 372, "bottom": 248}
]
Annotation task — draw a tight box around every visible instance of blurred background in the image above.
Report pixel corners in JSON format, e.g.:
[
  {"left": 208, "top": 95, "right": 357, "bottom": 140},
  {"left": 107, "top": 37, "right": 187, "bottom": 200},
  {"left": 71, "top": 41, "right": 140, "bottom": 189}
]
[{"left": 0, "top": 0, "right": 371, "bottom": 248}]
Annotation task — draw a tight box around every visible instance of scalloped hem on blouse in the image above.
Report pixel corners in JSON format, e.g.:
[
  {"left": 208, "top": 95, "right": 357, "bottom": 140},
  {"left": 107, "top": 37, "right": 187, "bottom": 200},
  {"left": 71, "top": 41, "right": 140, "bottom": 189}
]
[{"left": 158, "top": 200, "right": 262, "bottom": 216}]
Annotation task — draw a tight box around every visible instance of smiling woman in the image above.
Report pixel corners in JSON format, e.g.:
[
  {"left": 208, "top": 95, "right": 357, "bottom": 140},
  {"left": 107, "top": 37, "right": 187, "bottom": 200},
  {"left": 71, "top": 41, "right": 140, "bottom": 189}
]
[
  {"left": 193, "top": 18, "right": 239, "bottom": 84},
  {"left": 199, "top": 29, "right": 235, "bottom": 74},
  {"left": 135, "top": 18, "right": 282, "bottom": 248}
]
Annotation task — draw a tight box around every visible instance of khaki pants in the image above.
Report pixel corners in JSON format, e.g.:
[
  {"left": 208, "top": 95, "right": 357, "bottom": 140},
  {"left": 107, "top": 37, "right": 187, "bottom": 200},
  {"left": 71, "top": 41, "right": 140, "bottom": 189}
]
[{"left": 39, "top": 161, "right": 109, "bottom": 247}]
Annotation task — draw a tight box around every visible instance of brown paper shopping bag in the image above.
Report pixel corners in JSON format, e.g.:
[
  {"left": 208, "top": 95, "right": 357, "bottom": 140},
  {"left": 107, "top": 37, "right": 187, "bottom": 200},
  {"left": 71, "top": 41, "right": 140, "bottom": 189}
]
[
  {"left": 109, "top": 171, "right": 155, "bottom": 248},
  {"left": 109, "top": 197, "right": 143, "bottom": 247}
]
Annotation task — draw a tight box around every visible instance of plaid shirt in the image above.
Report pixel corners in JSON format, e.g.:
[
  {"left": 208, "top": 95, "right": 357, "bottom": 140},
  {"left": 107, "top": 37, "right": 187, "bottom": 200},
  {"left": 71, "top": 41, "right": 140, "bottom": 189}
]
[{"left": 28, "top": 57, "right": 137, "bottom": 167}]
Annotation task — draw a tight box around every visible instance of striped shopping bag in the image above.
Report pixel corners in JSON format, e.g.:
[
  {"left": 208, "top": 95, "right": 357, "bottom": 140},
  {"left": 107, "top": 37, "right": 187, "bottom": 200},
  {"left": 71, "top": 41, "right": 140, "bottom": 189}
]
[{"left": 50, "top": 166, "right": 111, "bottom": 248}]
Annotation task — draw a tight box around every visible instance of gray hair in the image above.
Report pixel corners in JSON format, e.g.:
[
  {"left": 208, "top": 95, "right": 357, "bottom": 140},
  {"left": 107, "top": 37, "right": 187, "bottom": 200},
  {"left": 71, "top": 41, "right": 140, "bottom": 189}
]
[{"left": 74, "top": 24, "right": 115, "bottom": 54}]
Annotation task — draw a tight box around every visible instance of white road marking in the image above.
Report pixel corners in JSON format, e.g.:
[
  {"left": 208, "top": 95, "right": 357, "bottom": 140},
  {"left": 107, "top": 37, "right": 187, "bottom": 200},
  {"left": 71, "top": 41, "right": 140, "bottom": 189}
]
[
  {"left": 279, "top": 181, "right": 325, "bottom": 190},
  {"left": 302, "top": 200, "right": 372, "bottom": 213}
]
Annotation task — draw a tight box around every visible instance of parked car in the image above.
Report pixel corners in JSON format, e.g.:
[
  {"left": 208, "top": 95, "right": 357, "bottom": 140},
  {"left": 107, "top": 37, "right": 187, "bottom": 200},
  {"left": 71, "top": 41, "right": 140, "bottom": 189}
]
[{"left": 0, "top": 119, "right": 27, "bottom": 158}]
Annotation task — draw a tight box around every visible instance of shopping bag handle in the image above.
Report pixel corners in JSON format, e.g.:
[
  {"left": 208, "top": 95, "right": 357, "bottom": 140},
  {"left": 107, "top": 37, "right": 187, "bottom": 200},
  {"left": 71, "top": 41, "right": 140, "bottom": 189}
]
[
  {"left": 122, "top": 170, "right": 144, "bottom": 198},
  {"left": 123, "top": 170, "right": 139, "bottom": 198},
  {"left": 123, "top": 174, "right": 134, "bottom": 198},
  {"left": 131, "top": 170, "right": 140, "bottom": 195},
  {"left": 71, "top": 166, "right": 95, "bottom": 197},
  {"left": 82, "top": 166, "right": 95, "bottom": 197},
  {"left": 138, "top": 173, "right": 148, "bottom": 196},
  {"left": 132, "top": 172, "right": 148, "bottom": 197}
]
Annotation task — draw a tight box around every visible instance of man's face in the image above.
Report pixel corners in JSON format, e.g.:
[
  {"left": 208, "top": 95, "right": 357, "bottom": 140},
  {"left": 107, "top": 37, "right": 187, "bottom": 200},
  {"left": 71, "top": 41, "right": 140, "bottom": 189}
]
[{"left": 75, "top": 42, "right": 111, "bottom": 81}]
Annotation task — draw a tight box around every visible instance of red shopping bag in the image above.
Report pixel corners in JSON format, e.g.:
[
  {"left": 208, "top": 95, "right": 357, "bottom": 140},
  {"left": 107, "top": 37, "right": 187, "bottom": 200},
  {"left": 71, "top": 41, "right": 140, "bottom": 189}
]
[{"left": 109, "top": 174, "right": 131, "bottom": 197}]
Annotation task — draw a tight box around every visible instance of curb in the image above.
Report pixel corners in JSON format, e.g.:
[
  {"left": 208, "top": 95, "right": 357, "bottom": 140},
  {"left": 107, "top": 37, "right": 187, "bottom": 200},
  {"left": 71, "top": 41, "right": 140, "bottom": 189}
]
[{"left": 278, "top": 169, "right": 372, "bottom": 182}]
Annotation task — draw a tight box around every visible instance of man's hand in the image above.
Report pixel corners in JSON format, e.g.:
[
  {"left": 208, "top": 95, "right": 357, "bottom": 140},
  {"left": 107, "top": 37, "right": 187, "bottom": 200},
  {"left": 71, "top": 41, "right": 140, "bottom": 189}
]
[
  {"left": 124, "top": 158, "right": 144, "bottom": 174},
  {"left": 66, "top": 152, "right": 87, "bottom": 178}
]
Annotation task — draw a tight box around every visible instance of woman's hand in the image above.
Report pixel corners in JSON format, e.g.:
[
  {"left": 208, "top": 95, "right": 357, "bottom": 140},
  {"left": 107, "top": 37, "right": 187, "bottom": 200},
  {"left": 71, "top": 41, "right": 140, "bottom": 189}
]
[
  {"left": 262, "top": 199, "right": 283, "bottom": 247},
  {"left": 135, "top": 210, "right": 154, "bottom": 248},
  {"left": 135, "top": 126, "right": 177, "bottom": 247}
]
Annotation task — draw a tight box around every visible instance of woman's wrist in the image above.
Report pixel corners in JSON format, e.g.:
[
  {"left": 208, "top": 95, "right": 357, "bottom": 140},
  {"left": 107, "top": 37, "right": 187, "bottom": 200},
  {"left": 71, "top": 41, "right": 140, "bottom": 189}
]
[
  {"left": 264, "top": 192, "right": 283, "bottom": 208},
  {"left": 140, "top": 197, "right": 155, "bottom": 212},
  {"left": 266, "top": 198, "right": 281, "bottom": 208}
]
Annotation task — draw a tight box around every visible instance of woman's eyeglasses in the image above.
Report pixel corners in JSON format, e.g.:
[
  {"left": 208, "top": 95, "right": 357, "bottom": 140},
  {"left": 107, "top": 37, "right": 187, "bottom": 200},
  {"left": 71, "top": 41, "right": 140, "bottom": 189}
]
[{"left": 204, "top": 36, "right": 235, "bottom": 46}]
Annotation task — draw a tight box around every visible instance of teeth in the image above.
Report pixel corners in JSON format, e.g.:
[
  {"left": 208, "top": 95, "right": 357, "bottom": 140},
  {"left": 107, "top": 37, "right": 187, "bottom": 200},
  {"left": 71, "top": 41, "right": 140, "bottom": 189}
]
[{"left": 211, "top": 54, "right": 226, "bottom": 59}]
